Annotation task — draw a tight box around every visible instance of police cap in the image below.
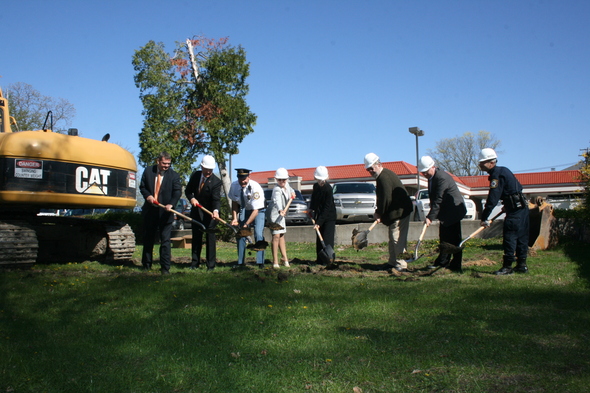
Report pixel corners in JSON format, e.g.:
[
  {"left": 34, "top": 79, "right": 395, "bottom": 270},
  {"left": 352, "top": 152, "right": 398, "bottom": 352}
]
[{"left": 236, "top": 168, "right": 251, "bottom": 177}]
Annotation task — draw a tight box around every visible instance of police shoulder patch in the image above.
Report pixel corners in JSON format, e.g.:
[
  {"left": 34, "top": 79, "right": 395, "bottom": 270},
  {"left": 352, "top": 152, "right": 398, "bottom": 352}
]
[
  {"left": 490, "top": 179, "right": 499, "bottom": 188},
  {"left": 253, "top": 192, "right": 260, "bottom": 200}
]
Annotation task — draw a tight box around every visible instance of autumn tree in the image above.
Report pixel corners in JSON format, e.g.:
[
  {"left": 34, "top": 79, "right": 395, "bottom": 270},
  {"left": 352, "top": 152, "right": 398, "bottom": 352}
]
[
  {"left": 132, "top": 36, "right": 256, "bottom": 194},
  {"left": 4, "top": 82, "right": 76, "bottom": 133},
  {"left": 427, "top": 131, "right": 501, "bottom": 176}
]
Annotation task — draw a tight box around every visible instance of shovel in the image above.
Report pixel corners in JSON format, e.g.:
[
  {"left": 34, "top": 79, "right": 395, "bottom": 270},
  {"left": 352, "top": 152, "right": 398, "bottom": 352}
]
[
  {"left": 193, "top": 201, "right": 239, "bottom": 235},
  {"left": 406, "top": 223, "right": 428, "bottom": 263},
  {"left": 439, "top": 209, "right": 505, "bottom": 254},
  {"left": 266, "top": 193, "right": 295, "bottom": 231},
  {"left": 351, "top": 220, "right": 379, "bottom": 250},
  {"left": 156, "top": 202, "right": 207, "bottom": 232},
  {"left": 311, "top": 219, "right": 335, "bottom": 265}
]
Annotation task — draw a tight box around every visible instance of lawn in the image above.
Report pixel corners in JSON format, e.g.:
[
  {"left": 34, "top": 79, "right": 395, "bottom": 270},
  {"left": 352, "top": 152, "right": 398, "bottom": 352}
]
[{"left": 1, "top": 237, "right": 589, "bottom": 392}]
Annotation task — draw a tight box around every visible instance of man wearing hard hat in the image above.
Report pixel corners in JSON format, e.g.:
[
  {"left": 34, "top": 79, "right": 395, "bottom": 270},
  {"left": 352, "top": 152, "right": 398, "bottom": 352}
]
[
  {"left": 419, "top": 156, "right": 467, "bottom": 272},
  {"left": 479, "top": 148, "right": 529, "bottom": 275},
  {"left": 364, "top": 153, "right": 413, "bottom": 272},
  {"left": 185, "top": 155, "right": 222, "bottom": 271}
]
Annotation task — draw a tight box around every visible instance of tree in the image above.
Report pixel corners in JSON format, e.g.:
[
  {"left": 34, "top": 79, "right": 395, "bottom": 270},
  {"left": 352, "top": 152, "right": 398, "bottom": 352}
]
[
  {"left": 4, "top": 82, "right": 76, "bottom": 133},
  {"left": 132, "top": 36, "right": 257, "bottom": 194},
  {"left": 427, "top": 131, "right": 501, "bottom": 176}
]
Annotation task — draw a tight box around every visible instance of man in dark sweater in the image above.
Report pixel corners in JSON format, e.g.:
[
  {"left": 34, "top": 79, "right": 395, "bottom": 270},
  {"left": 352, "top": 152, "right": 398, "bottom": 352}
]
[{"left": 364, "top": 153, "right": 413, "bottom": 271}]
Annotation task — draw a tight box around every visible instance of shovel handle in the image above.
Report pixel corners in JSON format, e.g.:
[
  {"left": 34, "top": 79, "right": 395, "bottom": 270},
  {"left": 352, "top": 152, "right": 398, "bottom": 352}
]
[
  {"left": 194, "top": 202, "right": 228, "bottom": 225},
  {"left": 156, "top": 202, "right": 190, "bottom": 222},
  {"left": 461, "top": 209, "right": 506, "bottom": 245},
  {"left": 368, "top": 220, "right": 379, "bottom": 232},
  {"left": 418, "top": 223, "right": 428, "bottom": 241},
  {"left": 310, "top": 218, "right": 325, "bottom": 242}
]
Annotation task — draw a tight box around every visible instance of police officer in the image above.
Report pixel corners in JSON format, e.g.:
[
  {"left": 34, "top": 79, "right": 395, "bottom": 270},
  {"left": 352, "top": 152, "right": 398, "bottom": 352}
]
[
  {"left": 228, "top": 168, "right": 266, "bottom": 268},
  {"left": 479, "top": 148, "right": 529, "bottom": 275}
]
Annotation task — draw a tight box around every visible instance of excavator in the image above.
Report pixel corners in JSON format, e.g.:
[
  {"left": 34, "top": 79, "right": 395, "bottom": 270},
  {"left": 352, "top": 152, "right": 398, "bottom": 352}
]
[{"left": 0, "top": 87, "right": 137, "bottom": 266}]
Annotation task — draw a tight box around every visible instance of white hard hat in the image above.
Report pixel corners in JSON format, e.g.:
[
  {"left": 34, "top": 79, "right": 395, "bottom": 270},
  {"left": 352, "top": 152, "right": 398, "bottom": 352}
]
[
  {"left": 479, "top": 148, "right": 497, "bottom": 162},
  {"left": 275, "top": 167, "right": 289, "bottom": 179},
  {"left": 200, "top": 155, "right": 216, "bottom": 169},
  {"left": 364, "top": 153, "right": 379, "bottom": 169},
  {"left": 314, "top": 166, "right": 329, "bottom": 181},
  {"left": 418, "top": 156, "right": 435, "bottom": 172}
]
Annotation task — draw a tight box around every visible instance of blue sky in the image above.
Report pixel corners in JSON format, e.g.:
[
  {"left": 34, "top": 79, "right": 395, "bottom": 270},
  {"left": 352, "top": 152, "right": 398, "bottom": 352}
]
[{"left": 2, "top": 0, "right": 588, "bottom": 177}]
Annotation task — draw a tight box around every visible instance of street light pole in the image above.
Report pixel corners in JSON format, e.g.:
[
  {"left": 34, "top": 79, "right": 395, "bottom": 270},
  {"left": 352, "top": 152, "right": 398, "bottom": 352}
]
[{"left": 408, "top": 127, "right": 424, "bottom": 194}]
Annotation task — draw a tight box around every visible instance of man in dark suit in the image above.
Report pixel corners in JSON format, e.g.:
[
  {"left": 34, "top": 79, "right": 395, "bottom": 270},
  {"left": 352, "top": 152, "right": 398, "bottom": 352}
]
[
  {"left": 185, "top": 155, "right": 222, "bottom": 271},
  {"left": 139, "top": 151, "right": 182, "bottom": 274},
  {"left": 419, "top": 156, "right": 467, "bottom": 272}
]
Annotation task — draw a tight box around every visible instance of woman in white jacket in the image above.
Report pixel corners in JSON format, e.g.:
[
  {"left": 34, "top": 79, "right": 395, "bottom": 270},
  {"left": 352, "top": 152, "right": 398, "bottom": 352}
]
[{"left": 267, "top": 168, "right": 295, "bottom": 268}]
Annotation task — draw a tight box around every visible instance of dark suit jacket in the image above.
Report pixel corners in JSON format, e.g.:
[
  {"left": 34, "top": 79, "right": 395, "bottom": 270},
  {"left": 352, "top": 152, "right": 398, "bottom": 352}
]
[
  {"left": 426, "top": 168, "right": 467, "bottom": 227},
  {"left": 139, "top": 165, "right": 182, "bottom": 222},
  {"left": 376, "top": 168, "right": 413, "bottom": 226},
  {"left": 185, "top": 171, "right": 222, "bottom": 221}
]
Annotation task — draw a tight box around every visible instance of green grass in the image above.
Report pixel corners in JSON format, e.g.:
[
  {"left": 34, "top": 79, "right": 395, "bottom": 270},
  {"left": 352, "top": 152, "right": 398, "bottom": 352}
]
[{"left": 1, "top": 237, "right": 589, "bottom": 392}]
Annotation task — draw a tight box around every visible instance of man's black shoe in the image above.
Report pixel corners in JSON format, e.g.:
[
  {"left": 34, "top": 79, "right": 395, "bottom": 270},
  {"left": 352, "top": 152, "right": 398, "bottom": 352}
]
[
  {"left": 495, "top": 267, "right": 513, "bottom": 275},
  {"left": 513, "top": 265, "right": 528, "bottom": 274},
  {"left": 190, "top": 264, "right": 200, "bottom": 270},
  {"left": 161, "top": 269, "right": 170, "bottom": 275},
  {"left": 207, "top": 267, "right": 215, "bottom": 271}
]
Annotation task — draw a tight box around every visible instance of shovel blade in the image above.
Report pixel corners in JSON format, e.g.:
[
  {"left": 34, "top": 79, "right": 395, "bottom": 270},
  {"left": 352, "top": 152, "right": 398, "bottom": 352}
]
[
  {"left": 319, "top": 243, "right": 335, "bottom": 264},
  {"left": 351, "top": 230, "right": 369, "bottom": 250}
]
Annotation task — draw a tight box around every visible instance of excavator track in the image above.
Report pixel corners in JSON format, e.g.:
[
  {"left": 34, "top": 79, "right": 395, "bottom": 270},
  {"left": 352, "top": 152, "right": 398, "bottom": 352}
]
[
  {"left": 0, "top": 217, "right": 135, "bottom": 265},
  {"left": 0, "top": 221, "right": 38, "bottom": 266}
]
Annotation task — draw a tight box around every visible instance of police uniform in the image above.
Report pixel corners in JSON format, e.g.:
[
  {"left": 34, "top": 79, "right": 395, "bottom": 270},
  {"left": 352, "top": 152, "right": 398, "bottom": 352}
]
[
  {"left": 481, "top": 165, "right": 529, "bottom": 273},
  {"left": 228, "top": 169, "right": 266, "bottom": 266}
]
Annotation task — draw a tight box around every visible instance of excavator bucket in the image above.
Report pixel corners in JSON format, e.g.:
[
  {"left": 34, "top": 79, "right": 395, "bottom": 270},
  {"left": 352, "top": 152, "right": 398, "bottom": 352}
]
[{"left": 528, "top": 197, "right": 558, "bottom": 251}]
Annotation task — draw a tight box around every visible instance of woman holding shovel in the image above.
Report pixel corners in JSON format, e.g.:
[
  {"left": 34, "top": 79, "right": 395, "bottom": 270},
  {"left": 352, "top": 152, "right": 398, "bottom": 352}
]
[
  {"left": 309, "top": 166, "right": 337, "bottom": 265},
  {"left": 266, "top": 168, "right": 295, "bottom": 268}
]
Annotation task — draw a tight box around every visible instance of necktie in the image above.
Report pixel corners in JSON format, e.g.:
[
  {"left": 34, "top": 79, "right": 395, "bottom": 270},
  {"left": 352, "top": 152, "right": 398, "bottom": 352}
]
[
  {"left": 199, "top": 177, "right": 205, "bottom": 195},
  {"left": 154, "top": 173, "right": 162, "bottom": 202}
]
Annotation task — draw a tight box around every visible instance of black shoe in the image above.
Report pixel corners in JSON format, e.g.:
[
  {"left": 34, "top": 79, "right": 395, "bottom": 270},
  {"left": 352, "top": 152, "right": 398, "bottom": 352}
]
[
  {"left": 161, "top": 269, "right": 170, "bottom": 275},
  {"left": 513, "top": 265, "right": 528, "bottom": 274},
  {"left": 207, "top": 266, "right": 215, "bottom": 271},
  {"left": 257, "top": 264, "right": 265, "bottom": 269},
  {"left": 189, "top": 265, "right": 200, "bottom": 270},
  {"left": 232, "top": 264, "right": 246, "bottom": 270},
  {"left": 495, "top": 267, "right": 513, "bottom": 275}
]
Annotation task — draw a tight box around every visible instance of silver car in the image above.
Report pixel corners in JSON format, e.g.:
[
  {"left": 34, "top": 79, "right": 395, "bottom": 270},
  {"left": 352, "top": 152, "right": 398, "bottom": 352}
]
[{"left": 332, "top": 182, "right": 376, "bottom": 223}]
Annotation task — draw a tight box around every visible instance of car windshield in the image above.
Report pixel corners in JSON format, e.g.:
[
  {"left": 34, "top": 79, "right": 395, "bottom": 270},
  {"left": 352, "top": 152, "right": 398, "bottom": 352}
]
[
  {"left": 333, "top": 183, "right": 376, "bottom": 194},
  {"left": 417, "top": 190, "right": 429, "bottom": 199}
]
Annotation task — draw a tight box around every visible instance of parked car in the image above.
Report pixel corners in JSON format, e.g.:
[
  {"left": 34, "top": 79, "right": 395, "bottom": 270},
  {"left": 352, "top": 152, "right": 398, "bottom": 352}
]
[
  {"left": 332, "top": 182, "right": 376, "bottom": 223},
  {"left": 412, "top": 189, "right": 477, "bottom": 221},
  {"left": 264, "top": 188, "right": 312, "bottom": 225},
  {"left": 172, "top": 198, "right": 192, "bottom": 230}
]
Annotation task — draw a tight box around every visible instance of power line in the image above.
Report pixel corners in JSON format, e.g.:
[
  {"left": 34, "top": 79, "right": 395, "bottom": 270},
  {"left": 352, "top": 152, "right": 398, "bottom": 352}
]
[{"left": 514, "top": 162, "right": 579, "bottom": 173}]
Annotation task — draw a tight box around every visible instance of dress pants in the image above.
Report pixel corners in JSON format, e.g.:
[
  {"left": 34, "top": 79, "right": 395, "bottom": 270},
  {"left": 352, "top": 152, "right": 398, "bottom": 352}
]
[{"left": 142, "top": 210, "right": 174, "bottom": 272}]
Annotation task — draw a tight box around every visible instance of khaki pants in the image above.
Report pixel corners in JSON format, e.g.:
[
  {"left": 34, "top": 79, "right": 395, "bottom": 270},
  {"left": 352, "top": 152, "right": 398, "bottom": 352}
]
[{"left": 388, "top": 214, "right": 410, "bottom": 269}]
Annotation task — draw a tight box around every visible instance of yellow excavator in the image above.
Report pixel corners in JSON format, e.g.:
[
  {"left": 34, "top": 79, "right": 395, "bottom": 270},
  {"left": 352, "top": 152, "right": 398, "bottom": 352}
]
[{"left": 0, "top": 87, "right": 137, "bottom": 265}]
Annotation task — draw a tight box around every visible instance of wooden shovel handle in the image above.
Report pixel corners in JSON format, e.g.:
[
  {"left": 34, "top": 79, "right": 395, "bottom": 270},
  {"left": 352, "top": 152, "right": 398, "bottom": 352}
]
[
  {"left": 418, "top": 223, "right": 428, "bottom": 241},
  {"left": 368, "top": 220, "right": 379, "bottom": 232},
  {"left": 194, "top": 202, "right": 229, "bottom": 225},
  {"left": 466, "top": 209, "right": 506, "bottom": 239}
]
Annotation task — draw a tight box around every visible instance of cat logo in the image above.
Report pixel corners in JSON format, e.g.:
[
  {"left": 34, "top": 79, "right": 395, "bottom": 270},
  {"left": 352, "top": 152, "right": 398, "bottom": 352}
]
[{"left": 75, "top": 167, "right": 111, "bottom": 195}]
